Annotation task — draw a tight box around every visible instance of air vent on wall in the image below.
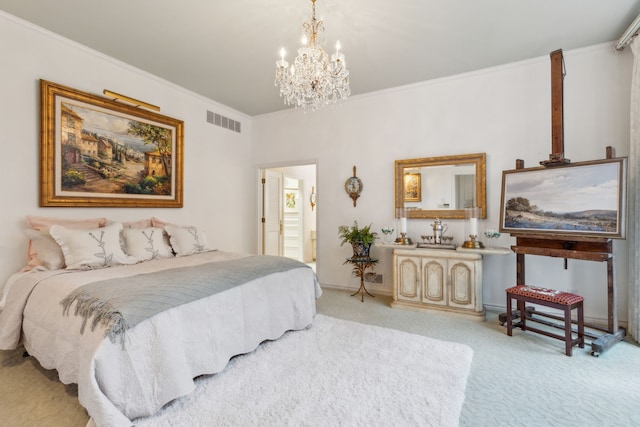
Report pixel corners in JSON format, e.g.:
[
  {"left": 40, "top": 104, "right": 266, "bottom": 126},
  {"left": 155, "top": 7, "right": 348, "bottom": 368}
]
[{"left": 206, "top": 110, "right": 241, "bottom": 133}]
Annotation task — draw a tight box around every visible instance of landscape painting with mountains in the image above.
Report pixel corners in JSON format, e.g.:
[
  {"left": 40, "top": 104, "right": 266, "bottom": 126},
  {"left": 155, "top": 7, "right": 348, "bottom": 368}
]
[{"left": 501, "top": 161, "right": 624, "bottom": 236}]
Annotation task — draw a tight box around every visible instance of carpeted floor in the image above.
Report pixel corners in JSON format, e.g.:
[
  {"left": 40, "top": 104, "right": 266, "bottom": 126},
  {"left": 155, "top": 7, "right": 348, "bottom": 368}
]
[
  {"left": 135, "top": 314, "right": 472, "bottom": 426},
  {"left": 0, "top": 346, "right": 86, "bottom": 426},
  {"left": 318, "top": 288, "right": 640, "bottom": 427},
  {"left": 1, "top": 287, "right": 639, "bottom": 426}
]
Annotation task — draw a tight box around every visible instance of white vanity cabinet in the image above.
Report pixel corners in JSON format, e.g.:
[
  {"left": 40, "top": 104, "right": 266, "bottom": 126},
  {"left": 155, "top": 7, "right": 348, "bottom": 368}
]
[{"left": 392, "top": 248, "right": 484, "bottom": 320}]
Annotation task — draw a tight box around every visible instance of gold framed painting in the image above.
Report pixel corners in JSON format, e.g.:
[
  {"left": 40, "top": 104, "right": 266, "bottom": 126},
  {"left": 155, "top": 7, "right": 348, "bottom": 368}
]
[
  {"left": 40, "top": 79, "right": 184, "bottom": 207},
  {"left": 403, "top": 173, "right": 421, "bottom": 202}
]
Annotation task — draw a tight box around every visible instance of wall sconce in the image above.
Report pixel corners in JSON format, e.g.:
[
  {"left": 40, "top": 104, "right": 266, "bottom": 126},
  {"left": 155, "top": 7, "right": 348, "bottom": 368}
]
[{"left": 310, "top": 186, "right": 316, "bottom": 211}]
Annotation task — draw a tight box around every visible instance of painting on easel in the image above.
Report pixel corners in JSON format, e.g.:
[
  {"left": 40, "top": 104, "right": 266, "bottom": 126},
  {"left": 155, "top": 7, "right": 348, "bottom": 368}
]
[{"left": 499, "top": 158, "right": 627, "bottom": 239}]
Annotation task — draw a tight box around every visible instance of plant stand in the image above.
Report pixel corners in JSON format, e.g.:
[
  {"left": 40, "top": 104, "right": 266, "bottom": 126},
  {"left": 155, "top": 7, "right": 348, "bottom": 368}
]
[{"left": 344, "top": 257, "right": 379, "bottom": 302}]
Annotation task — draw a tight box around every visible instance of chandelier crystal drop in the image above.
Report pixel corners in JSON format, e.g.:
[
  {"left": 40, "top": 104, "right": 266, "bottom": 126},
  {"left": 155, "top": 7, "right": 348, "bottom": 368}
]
[{"left": 275, "top": 0, "right": 350, "bottom": 111}]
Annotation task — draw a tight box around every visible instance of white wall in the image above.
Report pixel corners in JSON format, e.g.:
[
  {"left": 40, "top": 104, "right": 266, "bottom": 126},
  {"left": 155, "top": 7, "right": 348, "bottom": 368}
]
[
  {"left": 253, "top": 43, "right": 633, "bottom": 324},
  {"left": 0, "top": 12, "right": 255, "bottom": 283}
]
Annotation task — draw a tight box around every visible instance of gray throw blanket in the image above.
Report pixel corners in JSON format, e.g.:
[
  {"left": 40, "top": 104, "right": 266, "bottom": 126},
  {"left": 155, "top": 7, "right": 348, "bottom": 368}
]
[{"left": 60, "top": 255, "right": 310, "bottom": 344}]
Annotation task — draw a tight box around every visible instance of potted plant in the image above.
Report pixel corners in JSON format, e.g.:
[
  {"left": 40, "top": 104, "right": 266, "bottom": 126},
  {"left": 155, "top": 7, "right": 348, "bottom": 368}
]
[{"left": 338, "top": 221, "right": 378, "bottom": 258}]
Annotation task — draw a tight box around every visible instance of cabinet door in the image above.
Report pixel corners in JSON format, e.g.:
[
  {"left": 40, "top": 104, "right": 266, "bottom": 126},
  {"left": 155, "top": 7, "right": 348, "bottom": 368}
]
[
  {"left": 395, "top": 256, "right": 421, "bottom": 302},
  {"left": 448, "top": 260, "right": 476, "bottom": 309},
  {"left": 421, "top": 258, "right": 447, "bottom": 306}
]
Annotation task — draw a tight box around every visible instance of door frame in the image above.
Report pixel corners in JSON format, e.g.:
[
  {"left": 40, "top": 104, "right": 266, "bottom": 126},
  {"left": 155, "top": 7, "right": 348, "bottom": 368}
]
[
  {"left": 256, "top": 159, "right": 318, "bottom": 262},
  {"left": 263, "top": 168, "right": 284, "bottom": 256}
]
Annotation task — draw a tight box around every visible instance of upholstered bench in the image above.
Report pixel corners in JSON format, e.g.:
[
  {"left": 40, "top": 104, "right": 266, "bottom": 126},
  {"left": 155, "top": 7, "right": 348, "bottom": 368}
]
[{"left": 506, "top": 285, "right": 584, "bottom": 356}]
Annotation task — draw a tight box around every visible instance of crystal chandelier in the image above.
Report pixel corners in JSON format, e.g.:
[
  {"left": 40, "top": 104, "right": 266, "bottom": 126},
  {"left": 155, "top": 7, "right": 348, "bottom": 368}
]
[{"left": 275, "top": 0, "right": 350, "bottom": 111}]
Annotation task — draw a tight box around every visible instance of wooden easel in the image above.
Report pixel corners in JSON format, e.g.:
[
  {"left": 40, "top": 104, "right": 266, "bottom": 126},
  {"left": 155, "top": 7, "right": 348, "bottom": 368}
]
[
  {"left": 505, "top": 50, "right": 625, "bottom": 356},
  {"left": 509, "top": 149, "right": 625, "bottom": 356}
]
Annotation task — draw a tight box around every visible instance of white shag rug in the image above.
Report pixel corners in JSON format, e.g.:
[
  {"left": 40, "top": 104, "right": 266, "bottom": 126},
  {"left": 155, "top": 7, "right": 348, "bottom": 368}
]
[{"left": 135, "top": 314, "right": 473, "bottom": 426}]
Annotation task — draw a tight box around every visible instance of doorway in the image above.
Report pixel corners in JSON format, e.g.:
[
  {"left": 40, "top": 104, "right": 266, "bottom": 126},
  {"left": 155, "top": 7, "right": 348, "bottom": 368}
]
[{"left": 259, "top": 162, "right": 317, "bottom": 266}]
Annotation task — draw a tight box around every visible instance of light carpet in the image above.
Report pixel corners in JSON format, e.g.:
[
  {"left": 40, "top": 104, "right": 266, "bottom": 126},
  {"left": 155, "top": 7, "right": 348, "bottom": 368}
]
[{"left": 135, "top": 314, "right": 473, "bottom": 426}]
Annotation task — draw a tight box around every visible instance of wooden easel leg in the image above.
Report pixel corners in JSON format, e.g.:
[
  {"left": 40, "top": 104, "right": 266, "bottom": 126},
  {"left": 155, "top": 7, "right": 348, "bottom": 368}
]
[
  {"left": 591, "top": 257, "right": 623, "bottom": 356},
  {"left": 591, "top": 328, "right": 626, "bottom": 357}
]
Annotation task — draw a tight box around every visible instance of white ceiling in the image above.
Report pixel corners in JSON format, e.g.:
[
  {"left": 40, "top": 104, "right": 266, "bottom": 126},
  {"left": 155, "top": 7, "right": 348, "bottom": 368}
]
[{"left": 2, "top": 0, "right": 639, "bottom": 116}]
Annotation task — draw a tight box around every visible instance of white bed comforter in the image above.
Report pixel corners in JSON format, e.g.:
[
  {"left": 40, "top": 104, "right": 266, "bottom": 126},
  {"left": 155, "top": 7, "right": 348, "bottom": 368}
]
[{"left": 0, "top": 251, "right": 322, "bottom": 427}]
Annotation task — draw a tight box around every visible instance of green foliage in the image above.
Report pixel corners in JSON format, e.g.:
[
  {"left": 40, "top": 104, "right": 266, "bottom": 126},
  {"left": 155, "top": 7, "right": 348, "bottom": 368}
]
[
  {"left": 338, "top": 221, "right": 378, "bottom": 246},
  {"left": 505, "top": 197, "right": 538, "bottom": 213},
  {"left": 123, "top": 182, "right": 152, "bottom": 194},
  {"left": 124, "top": 175, "right": 171, "bottom": 195},
  {"left": 127, "top": 121, "right": 173, "bottom": 177},
  {"left": 150, "top": 176, "right": 171, "bottom": 195},
  {"left": 127, "top": 122, "right": 171, "bottom": 152},
  {"left": 61, "top": 169, "right": 85, "bottom": 186},
  {"left": 142, "top": 176, "right": 158, "bottom": 189}
]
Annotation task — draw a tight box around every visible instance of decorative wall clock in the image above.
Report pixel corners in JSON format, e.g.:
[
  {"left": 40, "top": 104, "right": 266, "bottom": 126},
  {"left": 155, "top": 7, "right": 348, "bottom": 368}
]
[{"left": 344, "top": 165, "right": 363, "bottom": 207}]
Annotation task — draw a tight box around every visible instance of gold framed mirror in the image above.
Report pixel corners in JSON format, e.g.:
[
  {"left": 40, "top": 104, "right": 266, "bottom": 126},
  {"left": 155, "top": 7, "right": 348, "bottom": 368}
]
[{"left": 395, "top": 153, "right": 486, "bottom": 219}]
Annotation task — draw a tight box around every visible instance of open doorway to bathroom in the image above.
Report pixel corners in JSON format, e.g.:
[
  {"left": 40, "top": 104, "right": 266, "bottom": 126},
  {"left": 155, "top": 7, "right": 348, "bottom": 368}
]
[{"left": 258, "top": 162, "right": 317, "bottom": 271}]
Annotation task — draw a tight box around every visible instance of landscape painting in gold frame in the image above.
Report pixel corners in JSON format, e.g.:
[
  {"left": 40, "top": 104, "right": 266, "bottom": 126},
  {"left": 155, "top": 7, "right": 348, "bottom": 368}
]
[{"left": 40, "top": 80, "right": 183, "bottom": 207}]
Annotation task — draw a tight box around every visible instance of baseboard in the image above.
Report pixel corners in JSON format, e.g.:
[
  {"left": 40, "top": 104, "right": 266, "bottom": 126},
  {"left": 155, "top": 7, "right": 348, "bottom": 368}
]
[
  {"left": 320, "top": 283, "right": 393, "bottom": 298},
  {"left": 318, "top": 292, "right": 629, "bottom": 330}
]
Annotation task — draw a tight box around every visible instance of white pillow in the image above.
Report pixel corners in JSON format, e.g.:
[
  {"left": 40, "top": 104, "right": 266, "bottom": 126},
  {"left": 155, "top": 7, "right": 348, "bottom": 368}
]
[
  {"left": 164, "top": 224, "right": 211, "bottom": 257},
  {"left": 49, "top": 222, "right": 137, "bottom": 270},
  {"left": 122, "top": 227, "right": 174, "bottom": 262},
  {"left": 24, "top": 229, "right": 66, "bottom": 270}
]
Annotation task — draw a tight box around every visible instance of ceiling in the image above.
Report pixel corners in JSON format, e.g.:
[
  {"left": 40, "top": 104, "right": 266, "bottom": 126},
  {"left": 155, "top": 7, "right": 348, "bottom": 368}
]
[{"left": 2, "top": 0, "right": 640, "bottom": 116}]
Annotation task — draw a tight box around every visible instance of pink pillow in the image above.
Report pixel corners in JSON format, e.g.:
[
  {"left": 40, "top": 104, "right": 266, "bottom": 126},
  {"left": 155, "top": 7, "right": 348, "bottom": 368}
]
[
  {"left": 26, "top": 215, "right": 108, "bottom": 231},
  {"left": 23, "top": 215, "right": 107, "bottom": 271},
  {"left": 122, "top": 218, "right": 152, "bottom": 229},
  {"left": 150, "top": 217, "right": 170, "bottom": 228}
]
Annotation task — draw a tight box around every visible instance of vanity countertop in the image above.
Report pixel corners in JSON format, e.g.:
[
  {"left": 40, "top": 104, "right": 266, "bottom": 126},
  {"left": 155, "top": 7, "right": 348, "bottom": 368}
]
[{"left": 456, "top": 246, "right": 512, "bottom": 255}]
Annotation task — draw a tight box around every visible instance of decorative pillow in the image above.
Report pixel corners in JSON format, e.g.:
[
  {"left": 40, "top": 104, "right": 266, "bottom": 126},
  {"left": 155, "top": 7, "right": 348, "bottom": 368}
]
[
  {"left": 24, "top": 215, "right": 108, "bottom": 271},
  {"left": 49, "top": 222, "right": 137, "bottom": 270},
  {"left": 150, "top": 217, "right": 170, "bottom": 228},
  {"left": 26, "top": 215, "right": 108, "bottom": 231},
  {"left": 149, "top": 217, "right": 173, "bottom": 252},
  {"left": 122, "top": 218, "right": 152, "bottom": 229},
  {"left": 24, "top": 229, "right": 66, "bottom": 270},
  {"left": 122, "top": 227, "right": 174, "bottom": 262},
  {"left": 164, "top": 224, "right": 211, "bottom": 257}
]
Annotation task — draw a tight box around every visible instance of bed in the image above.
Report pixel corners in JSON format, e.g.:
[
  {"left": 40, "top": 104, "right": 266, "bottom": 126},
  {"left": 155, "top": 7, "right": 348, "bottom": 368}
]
[{"left": 0, "top": 218, "right": 321, "bottom": 427}]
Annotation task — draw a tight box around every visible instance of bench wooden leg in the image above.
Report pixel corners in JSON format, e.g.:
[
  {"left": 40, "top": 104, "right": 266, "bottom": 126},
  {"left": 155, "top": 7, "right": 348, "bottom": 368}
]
[
  {"left": 578, "top": 302, "right": 585, "bottom": 349},
  {"left": 506, "top": 293, "right": 513, "bottom": 336},
  {"left": 564, "top": 305, "right": 573, "bottom": 356}
]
